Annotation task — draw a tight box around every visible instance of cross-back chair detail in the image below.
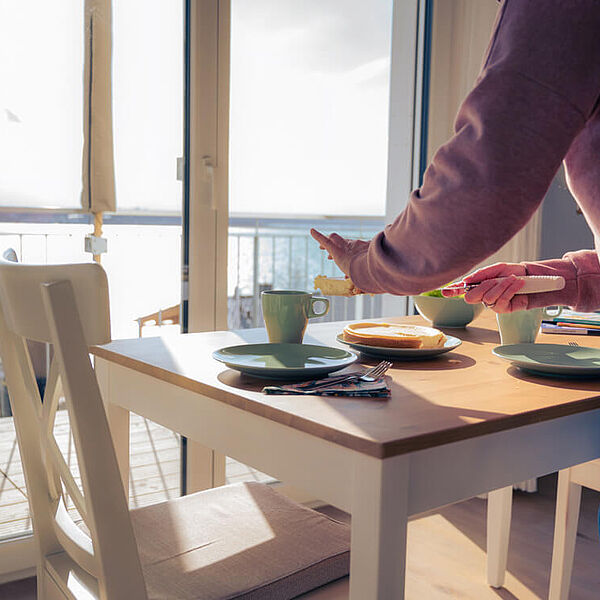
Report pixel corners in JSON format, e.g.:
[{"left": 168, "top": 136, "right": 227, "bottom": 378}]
[
  {"left": 0, "top": 261, "right": 146, "bottom": 598},
  {"left": 0, "top": 261, "right": 351, "bottom": 600}
]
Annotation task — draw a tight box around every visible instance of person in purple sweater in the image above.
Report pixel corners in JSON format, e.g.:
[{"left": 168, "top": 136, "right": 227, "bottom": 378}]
[{"left": 311, "top": 0, "right": 600, "bottom": 314}]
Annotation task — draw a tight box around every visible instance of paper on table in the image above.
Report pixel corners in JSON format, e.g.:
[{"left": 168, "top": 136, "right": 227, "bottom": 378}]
[
  {"left": 545, "top": 309, "right": 600, "bottom": 326},
  {"left": 541, "top": 323, "right": 589, "bottom": 335}
]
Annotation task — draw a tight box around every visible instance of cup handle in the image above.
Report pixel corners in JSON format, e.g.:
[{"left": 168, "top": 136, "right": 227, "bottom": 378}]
[
  {"left": 308, "top": 297, "right": 330, "bottom": 318},
  {"left": 543, "top": 305, "right": 563, "bottom": 318}
]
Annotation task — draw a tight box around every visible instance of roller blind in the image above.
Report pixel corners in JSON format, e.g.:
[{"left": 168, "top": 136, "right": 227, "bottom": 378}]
[
  {"left": 112, "top": 0, "right": 183, "bottom": 213},
  {"left": 0, "top": 1, "right": 84, "bottom": 210},
  {"left": 229, "top": 0, "right": 393, "bottom": 216},
  {"left": 1, "top": 0, "right": 182, "bottom": 214}
]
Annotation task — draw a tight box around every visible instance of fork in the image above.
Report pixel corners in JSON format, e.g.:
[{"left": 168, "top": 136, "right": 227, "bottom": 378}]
[
  {"left": 568, "top": 341, "right": 579, "bottom": 347},
  {"left": 305, "top": 360, "right": 393, "bottom": 391}
]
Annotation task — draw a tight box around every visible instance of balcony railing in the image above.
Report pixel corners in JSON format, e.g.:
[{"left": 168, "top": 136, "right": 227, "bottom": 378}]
[
  {"left": 1, "top": 214, "right": 390, "bottom": 336},
  {"left": 227, "top": 215, "right": 386, "bottom": 329}
]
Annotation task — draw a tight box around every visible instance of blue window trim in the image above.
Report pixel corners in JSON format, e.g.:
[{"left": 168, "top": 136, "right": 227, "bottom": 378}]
[{"left": 418, "top": 0, "right": 433, "bottom": 186}]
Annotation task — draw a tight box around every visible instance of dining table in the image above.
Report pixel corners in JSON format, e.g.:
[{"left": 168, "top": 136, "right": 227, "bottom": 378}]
[{"left": 91, "top": 312, "right": 600, "bottom": 599}]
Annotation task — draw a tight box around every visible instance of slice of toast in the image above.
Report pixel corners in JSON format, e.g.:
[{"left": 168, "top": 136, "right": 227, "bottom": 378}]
[
  {"left": 314, "top": 275, "right": 361, "bottom": 297},
  {"left": 342, "top": 322, "right": 446, "bottom": 349}
]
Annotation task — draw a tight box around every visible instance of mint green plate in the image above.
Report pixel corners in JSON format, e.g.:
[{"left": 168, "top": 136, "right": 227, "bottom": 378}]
[
  {"left": 212, "top": 343, "right": 357, "bottom": 380},
  {"left": 493, "top": 343, "right": 600, "bottom": 377}
]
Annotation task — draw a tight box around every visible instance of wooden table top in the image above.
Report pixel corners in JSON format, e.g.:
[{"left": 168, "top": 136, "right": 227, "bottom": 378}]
[{"left": 91, "top": 313, "right": 600, "bottom": 459}]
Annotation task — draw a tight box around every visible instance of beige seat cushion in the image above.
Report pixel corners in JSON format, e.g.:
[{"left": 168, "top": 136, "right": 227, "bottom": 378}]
[{"left": 129, "top": 482, "right": 350, "bottom": 599}]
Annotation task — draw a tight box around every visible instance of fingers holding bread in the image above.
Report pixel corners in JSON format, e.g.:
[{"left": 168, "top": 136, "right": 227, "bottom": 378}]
[{"left": 314, "top": 275, "right": 363, "bottom": 297}]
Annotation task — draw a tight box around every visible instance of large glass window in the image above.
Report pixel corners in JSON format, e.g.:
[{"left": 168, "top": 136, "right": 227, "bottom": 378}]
[
  {"left": 0, "top": 1, "right": 185, "bottom": 561},
  {"left": 227, "top": 0, "right": 392, "bottom": 328}
]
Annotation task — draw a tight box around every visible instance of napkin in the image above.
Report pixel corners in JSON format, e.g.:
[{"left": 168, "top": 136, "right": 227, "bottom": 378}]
[{"left": 263, "top": 376, "right": 390, "bottom": 398}]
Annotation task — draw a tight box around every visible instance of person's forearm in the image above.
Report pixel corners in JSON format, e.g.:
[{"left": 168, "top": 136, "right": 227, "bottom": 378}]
[{"left": 521, "top": 250, "right": 600, "bottom": 312}]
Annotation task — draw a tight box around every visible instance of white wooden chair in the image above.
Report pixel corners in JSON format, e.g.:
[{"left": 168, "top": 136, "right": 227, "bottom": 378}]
[
  {"left": 486, "top": 464, "right": 600, "bottom": 599},
  {"left": 548, "top": 461, "right": 600, "bottom": 599},
  {"left": 0, "top": 260, "right": 350, "bottom": 599}
]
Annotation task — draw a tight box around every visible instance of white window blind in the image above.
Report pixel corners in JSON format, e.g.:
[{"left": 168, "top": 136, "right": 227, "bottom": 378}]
[
  {"left": 0, "top": 1, "right": 84, "bottom": 210},
  {"left": 229, "top": 0, "right": 393, "bottom": 216},
  {"left": 112, "top": 0, "right": 183, "bottom": 213}
]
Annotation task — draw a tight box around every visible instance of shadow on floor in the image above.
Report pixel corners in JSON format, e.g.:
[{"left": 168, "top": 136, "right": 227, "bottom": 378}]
[{"left": 436, "top": 474, "right": 600, "bottom": 599}]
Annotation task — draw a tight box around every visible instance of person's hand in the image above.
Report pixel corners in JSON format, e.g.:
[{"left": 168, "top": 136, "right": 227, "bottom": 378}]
[
  {"left": 442, "top": 262, "right": 527, "bottom": 313},
  {"left": 310, "top": 229, "right": 369, "bottom": 278}
]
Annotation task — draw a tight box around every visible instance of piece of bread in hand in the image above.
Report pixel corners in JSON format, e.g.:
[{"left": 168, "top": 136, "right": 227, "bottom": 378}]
[
  {"left": 342, "top": 322, "right": 446, "bottom": 349},
  {"left": 314, "top": 275, "right": 361, "bottom": 297}
]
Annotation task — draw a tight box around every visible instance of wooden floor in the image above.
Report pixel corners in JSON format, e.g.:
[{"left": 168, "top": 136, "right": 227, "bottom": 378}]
[
  {"left": 1, "top": 412, "right": 599, "bottom": 599},
  {"left": 2, "top": 475, "right": 599, "bottom": 599},
  {"left": 0, "top": 410, "right": 271, "bottom": 539}
]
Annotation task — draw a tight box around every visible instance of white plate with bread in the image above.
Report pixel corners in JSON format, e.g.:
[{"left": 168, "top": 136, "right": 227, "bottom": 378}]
[{"left": 336, "top": 322, "right": 461, "bottom": 359}]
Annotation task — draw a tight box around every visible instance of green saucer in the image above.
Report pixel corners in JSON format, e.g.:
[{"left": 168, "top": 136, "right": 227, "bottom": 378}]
[
  {"left": 493, "top": 343, "right": 600, "bottom": 377},
  {"left": 212, "top": 343, "right": 357, "bottom": 380}
]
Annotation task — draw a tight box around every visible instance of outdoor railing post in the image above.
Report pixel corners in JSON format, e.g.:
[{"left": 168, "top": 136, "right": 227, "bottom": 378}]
[{"left": 252, "top": 232, "right": 260, "bottom": 327}]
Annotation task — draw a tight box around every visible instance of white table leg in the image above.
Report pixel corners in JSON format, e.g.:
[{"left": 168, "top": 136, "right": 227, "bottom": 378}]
[
  {"left": 549, "top": 468, "right": 582, "bottom": 600},
  {"left": 96, "top": 359, "right": 130, "bottom": 498},
  {"left": 186, "top": 440, "right": 226, "bottom": 492},
  {"left": 486, "top": 485, "right": 512, "bottom": 588},
  {"left": 349, "top": 454, "right": 409, "bottom": 600}
]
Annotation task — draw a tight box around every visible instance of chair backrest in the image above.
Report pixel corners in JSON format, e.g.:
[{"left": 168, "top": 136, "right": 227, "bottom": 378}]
[{"left": 0, "top": 261, "right": 147, "bottom": 599}]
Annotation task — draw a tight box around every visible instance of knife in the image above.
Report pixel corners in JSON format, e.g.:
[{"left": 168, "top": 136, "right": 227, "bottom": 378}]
[{"left": 443, "top": 275, "right": 565, "bottom": 295}]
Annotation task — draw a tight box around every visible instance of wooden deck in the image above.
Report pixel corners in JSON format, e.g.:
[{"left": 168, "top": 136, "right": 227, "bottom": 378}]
[{"left": 0, "top": 410, "right": 271, "bottom": 540}]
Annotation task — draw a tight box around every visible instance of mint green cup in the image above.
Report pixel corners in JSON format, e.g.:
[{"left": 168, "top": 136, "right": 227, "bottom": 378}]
[
  {"left": 261, "top": 290, "right": 330, "bottom": 343},
  {"left": 496, "top": 306, "right": 563, "bottom": 345}
]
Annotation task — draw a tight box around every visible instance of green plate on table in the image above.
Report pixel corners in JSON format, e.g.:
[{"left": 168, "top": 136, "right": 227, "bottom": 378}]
[
  {"left": 336, "top": 334, "right": 461, "bottom": 360},
  {"left": 493, "top": 343, "right": 600, "bottom": 377},
  {"left": 212, "top": 343, "right": 357, "bottom": 380}
]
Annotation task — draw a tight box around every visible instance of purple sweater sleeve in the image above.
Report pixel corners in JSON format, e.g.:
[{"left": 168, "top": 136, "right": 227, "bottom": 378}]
[
  {"left": 349, "top": 0, "right": 600, "bottom": 296},
  {"left": 521, "top": 250, "right": 600, "bottom": 312}
]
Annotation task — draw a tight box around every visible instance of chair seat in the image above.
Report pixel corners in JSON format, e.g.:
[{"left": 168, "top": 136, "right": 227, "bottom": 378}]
[{"left": 129, "top": 482, "right": 350, "bottom": 599}]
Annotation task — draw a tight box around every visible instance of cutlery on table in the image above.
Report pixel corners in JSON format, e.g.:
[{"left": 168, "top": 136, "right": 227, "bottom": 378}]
[
  {"left": 304, "top": 360, "right": 393, "bottom": 391},
  {"left": 568, "top": 341, "right": 580, "bottom": 347}
]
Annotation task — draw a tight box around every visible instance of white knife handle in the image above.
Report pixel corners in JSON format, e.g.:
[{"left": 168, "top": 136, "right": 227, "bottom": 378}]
[{"left": 508, "top": 275, "right": 565, "bottom": 294}]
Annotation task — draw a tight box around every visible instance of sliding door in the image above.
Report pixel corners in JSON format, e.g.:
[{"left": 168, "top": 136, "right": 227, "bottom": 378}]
[
  {"left": 186, "top": 0, "right": 429, "bottom": 491},
  {"left": 187, "top": 0, "right": 431, "bottom": 333}
]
